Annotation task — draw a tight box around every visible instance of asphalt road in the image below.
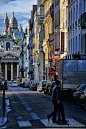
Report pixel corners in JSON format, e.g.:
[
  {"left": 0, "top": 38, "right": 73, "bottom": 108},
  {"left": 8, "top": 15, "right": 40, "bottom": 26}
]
[{"left": 1, "top": 86, "right": 86, "bottom": 129}]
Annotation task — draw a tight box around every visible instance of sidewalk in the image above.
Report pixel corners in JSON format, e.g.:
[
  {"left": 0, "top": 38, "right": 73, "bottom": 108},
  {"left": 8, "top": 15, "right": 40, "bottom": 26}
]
[{"left": 0, "top": 91, "right": 7, "bottom": 126}]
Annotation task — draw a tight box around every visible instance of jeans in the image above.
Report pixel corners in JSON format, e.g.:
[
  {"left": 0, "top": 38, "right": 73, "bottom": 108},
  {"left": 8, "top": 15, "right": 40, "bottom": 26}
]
[
  {"left": 53, "top": 102, "right": 62, "bottom": 122},
  {"left": 47, "top": 111, "right": 54, "bottom": 118}
]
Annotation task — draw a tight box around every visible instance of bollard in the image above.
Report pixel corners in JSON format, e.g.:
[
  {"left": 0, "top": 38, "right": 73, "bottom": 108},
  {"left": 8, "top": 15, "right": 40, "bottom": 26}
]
[{"left": 3, "top": 86, "right": 5, "bottom": 117}]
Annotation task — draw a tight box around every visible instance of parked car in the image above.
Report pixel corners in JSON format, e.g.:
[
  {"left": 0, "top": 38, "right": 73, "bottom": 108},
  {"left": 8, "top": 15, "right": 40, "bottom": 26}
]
[
  {"left": 73, "top": 84, "right": 86, "bottom": 105},
  {"left": 11, "top": 81, "right": 18, "bottom": 87},
  {"left": 32, "top": 82, "right": 39, "bottom": 91},
  {"left": 44, "top": 81, "right": 56, "bottom": 95},
  {"left": 29, "top": 81, "right": 38, "bottom": 90},
  {"left": 37, "top": 80, "right": 50, "bottom": 92},
  {"left": 23, "top": 81, "right": 30, "bottom": 88},
  {"left": 44, "top": 82, "right": 52, "bottom": 94},
  {"left": 79, "top": 89, "right": 86, "bottom": 110},
  {"left": 7, "top": 81, "right": 12, "bottom": 86}
]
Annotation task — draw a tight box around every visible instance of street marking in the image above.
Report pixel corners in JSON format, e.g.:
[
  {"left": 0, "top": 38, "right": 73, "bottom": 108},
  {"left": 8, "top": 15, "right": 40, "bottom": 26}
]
[
  {"left": 30, "top": 112, "right": 40, "bottom": 120},
  {"left": 40, "top": 118, "right": 85, "bottom": 127},
  {"left": 0, "top": 126, "right": 7, "bottom": 128},
  {"left": 68, "top": 118, "right": 84, "bottom": 125},
  {"left": 22, "top": 102, "right": 27, "bottom": 104},
  {"left": 24, "top": 104, "right": 29, "bottom": 107},
  {"left": 17, "top": 116, "right": 23, "bottom": 120},
  {"left": 17, "top": 120, "right": 32, "bottom": 127},
  {"left": 26, "top": 107, "right": 32, "bottom": 110},
  {"left": 40, "top": 119, "right": 63, "bottom": 127}
]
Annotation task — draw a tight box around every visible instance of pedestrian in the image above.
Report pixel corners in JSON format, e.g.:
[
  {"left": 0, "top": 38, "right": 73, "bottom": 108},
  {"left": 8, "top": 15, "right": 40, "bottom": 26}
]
[
  {"left": 4, "top": 80, "right": 7, "bottom": 90},
  {"left": 47, "top": 81, "right": 61, "bottom": 122},
  {"left": 52, "top": 80, "right": 69, "bottom": 123}
]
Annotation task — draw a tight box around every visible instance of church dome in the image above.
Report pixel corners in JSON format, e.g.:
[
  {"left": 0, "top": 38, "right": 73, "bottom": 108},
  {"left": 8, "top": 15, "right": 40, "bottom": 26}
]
[
  {"left": 10, "top": 12, "right": 18, "bottom": 25},
  {"left": 9, "top": 11, "right": 18, "bottom": 32},
  {"left": 19, "top": 24, "right": 23, "bottom": 32}
]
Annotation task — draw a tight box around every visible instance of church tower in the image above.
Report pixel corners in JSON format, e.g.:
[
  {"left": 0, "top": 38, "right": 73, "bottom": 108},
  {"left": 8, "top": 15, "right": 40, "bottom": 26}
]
[
  {"left": 9, "top": 11, "right": 18, "bottom": 33},
  {"left": 3, "top": 12, "right": 9, "bottom": 35}
]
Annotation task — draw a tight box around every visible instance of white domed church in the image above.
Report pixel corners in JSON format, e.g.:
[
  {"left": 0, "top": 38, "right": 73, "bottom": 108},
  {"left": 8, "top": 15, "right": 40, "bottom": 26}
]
[{"left": 3, "top": 11, "right": 24, "bottom": 40}]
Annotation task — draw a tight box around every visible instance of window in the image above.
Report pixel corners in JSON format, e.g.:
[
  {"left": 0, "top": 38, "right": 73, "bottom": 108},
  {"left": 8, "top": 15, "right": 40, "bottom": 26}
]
[{"left": 6, "top": 42, "right": 10, "bottom": 51}]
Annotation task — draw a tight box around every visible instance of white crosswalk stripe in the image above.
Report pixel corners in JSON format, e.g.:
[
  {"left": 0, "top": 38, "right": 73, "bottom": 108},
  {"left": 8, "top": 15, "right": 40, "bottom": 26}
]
[
  {"left": 30, "top": 112, "right": 40, "bottom": 120},
  {"left": 40, "top": 118, "right": 85, "bottom": 127},
  {"left": 67, "top": 118, "right": 83, "bottom": 125},
  {"left": 17, "top": 118, "right": 85, "bottom": 128},
  {"left": 17, "top": 120, "right": 32, "bottom": 127}
]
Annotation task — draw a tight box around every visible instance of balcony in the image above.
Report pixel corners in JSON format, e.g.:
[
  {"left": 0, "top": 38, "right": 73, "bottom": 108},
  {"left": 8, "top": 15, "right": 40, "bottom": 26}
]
[
  {"left": 39, "top": 31, "right": 45, "bottom": 43},
  {"left": 80, "top": 12, "right": 86, "bottom": 29},
  {"left": 37, "top": 17, "right": 44, "bottom": 25},
  {"left": 25, "top": 60, "right": 28, "bottom": 68}
]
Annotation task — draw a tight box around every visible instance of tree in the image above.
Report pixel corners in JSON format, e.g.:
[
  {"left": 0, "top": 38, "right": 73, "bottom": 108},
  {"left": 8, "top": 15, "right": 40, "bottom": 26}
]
[
  {"left": 1, "top": 35, "right": 8, "bottom": 38},
  {"left": 14, "top": 39, "right": 19, "bottom": 44},
  {"left": 18, "top": 40, "right": 22, "bottom": 45}
]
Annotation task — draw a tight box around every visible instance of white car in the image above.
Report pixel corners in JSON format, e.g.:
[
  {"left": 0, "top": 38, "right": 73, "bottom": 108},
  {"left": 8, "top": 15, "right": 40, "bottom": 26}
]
[
  {"left": 7, "top": 81, "right": 12, "bottom": 86},
  {"left": 11, "top": 81, "right": 18, "bottom": 87}
]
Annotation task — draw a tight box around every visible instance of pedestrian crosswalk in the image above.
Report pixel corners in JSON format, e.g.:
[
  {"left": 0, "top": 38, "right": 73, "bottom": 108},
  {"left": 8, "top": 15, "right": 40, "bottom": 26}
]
[
  {"left": 16, "top": 118, "right": 85, "bottom": 128},
  {"left": 15, "top": 94, "right": 85, "bottom": 128}
]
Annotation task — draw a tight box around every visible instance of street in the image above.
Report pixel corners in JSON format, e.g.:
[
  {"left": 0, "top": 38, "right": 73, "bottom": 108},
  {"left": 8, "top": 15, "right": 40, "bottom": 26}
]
[{"left": 1, "top": 86, "right": 86, "bottom": 129}]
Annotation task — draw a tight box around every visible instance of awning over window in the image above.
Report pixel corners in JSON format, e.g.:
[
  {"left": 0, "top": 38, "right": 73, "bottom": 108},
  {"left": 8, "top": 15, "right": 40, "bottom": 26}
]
[{"left": 48, "top": 68, "right": 56, "bottom": 76}]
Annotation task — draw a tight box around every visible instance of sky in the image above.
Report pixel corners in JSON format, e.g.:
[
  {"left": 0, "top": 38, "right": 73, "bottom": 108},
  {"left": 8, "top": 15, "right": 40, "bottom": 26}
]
[{"left": 0, "top": 0, "right": 37, "bottom": 35}]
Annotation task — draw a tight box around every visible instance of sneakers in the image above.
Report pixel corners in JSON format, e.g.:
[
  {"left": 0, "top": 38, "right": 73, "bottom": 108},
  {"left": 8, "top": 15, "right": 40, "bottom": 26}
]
[
  {"left": 62, "top": 120, "right": 69, "bottom": 123},
  {"left": 47, "top": 115, "right": 50, "bottom": 122}
]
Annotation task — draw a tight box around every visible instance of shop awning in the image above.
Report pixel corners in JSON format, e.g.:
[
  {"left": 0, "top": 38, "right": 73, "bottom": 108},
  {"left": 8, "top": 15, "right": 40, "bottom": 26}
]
[{"left": 48, "top": 68, "right": 56, "bottom": 76}]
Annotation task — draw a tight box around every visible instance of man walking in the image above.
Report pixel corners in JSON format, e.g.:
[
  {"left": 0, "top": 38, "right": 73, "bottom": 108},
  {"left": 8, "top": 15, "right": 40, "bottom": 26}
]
[
  {"left": 52, "top": 80, "right": 69, "bottom": 123},
  {"left": 4, "top": 80, "right": 7, "bottom": 90}
]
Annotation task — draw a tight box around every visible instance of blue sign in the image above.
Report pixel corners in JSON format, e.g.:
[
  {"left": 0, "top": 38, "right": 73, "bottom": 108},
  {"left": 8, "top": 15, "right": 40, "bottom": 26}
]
[{"left": 60, "top": 51, "right": 64, "bottom": 54}]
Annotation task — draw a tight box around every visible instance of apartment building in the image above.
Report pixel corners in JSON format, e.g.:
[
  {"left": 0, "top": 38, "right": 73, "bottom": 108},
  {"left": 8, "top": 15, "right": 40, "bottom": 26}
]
[
  {"left": 60, "top": 0, "right": 68, "bottom": 59},
  {"left": 33, "top": 2, "right": 44, "bottom": 81},
  {"left": 28, "top": 5, "right": 37, "bottom": 80},
  {"left": 42, "top": 0, "right": 54, "bottom": 80},
  {"left": 68, "top": 0, "right": 86, "bottom": 59}
]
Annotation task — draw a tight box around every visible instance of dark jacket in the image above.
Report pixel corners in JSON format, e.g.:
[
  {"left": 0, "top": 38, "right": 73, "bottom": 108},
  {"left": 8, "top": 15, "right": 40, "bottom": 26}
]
[
  {"left": 52, "top": 86, "right": 62, "bottom": 103},
  {"left": 4, "top": 81, "right": 7, "bottom": 86}
]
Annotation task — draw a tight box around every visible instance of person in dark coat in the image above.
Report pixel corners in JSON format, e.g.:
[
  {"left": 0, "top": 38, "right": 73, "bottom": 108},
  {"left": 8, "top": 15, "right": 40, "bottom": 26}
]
[
  {"left": 52, "top": 80, "right": 69, "bottom": 123},
  {"left": 4, "top": 80, "right": 7, "bottom": 90},
  {"left": 46, "top": 82, "right": 55, "bottom": 122},
  {"left": 47, "top": 81, "right": 61, "bottom": 123}
]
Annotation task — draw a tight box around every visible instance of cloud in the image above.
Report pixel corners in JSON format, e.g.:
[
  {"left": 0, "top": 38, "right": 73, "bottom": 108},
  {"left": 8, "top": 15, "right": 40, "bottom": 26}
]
[
  {"left": 0, "top": 0, "right": 37, "bottom": 34},
  {"left": 0, "top": 0, "right": 16, "bottom": 5},
  {"left": 0, "top": 0, "right": 37, "bottom": 14},
  {"left": 18, "top": 20, "right": 28, "bottom": 32}
]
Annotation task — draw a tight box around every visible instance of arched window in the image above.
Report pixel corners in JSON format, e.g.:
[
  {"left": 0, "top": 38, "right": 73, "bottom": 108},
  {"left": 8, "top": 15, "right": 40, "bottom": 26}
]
[{"left": 6, "top": 42, "right": 10, "bottom": 51}]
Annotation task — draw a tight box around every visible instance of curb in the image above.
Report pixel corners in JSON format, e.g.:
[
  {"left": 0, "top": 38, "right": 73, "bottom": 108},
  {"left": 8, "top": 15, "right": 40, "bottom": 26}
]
[{"left": 0, "top": 117, "right": 7, "bottom": 126}]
